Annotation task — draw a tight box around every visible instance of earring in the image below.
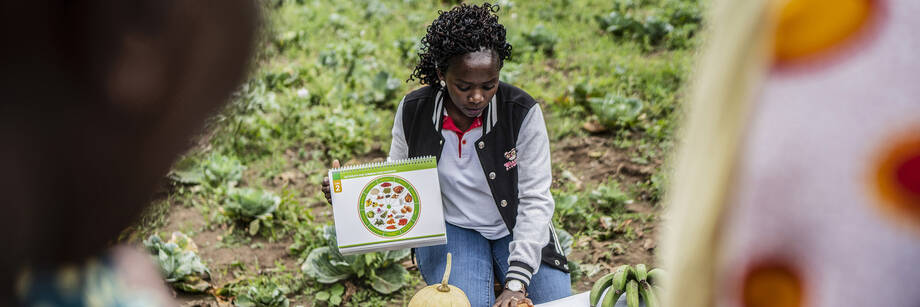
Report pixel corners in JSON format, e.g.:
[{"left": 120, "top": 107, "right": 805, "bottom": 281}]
[{"left": 439, "top": 80, "right": 446, "bottom": 87}]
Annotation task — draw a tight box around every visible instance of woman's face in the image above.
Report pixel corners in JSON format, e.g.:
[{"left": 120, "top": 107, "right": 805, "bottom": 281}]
[{"left": 439, "top": 50, "right": 501, "bottom": 119}]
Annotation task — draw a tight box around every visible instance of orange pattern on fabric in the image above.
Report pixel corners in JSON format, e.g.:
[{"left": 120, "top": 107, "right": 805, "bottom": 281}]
[
  {"left": 873, "top": 133, "right": 920, "bottom": 230},
  {"left": 742, "top": 263, "right": 803, "bottom": 307},
  {"left": 773, "top": 0, "right": 873, "bottom": 62}
]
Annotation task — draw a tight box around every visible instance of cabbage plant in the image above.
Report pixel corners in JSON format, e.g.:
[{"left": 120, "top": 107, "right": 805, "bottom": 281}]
[
  {"left": 234, "top": 279, "right": 290, "bottom": 307},
  {"left": 587, "top": 94, "right": 644, "bottom": 129},
  {"left": 168, "top": 153, "right": 245, "bottom": 193},
  {"left": 143, "top": 232, "right": 211, "bottom": 293},
  {"left": 222, "top": 187, "right": 281, "bottom": 235},
  {"left": 301, "top": 226, "right": 410, "bottom": 294}
]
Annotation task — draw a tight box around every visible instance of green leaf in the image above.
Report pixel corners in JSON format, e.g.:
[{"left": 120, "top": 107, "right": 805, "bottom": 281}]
[
  {"left": 588, "top": 94, "right": 644, "bottom": 128},
  {"left": 201, "top": 154, "right": 245, "bottom": 188},
  {"left": 554, "top": 195, "right": 579, "bottom": 211},
  {"left": 369, "top": 264, "right": 408, "bottom": 294},
  {"left": 235, "top": 295, "right": 256, "bottom": 307},
  {"left": 224, "top": 188, "right": 280, "bottom": 227},
  {"left": 329, "top": 295, "right": 343, "bottom": 306},
  {"left": 315, "top": 291, "right": 330, "bottom": 301},
  {"left": 301, "top": 247, "right": 353, "bottom": 283},
  {"left": 145, "top": 233, "right": 211, "bottom": 292},
  {"left": 330, "top": 283, "right": 345, "bottom": 296},
  {"left": 383, "top": 249, "right": 410, "bottom": 262},
  {"left": 249, "top": 219, "right": 260, "bottom": 236},
  {"left": 235, "top": 281, "right": 289, "bottom": 307},
  {"left": 168, "top": 168, "right": 203, "bottom": 185},
  {"left": 175, "top": 277, "right": 211, "bottom": 293}
]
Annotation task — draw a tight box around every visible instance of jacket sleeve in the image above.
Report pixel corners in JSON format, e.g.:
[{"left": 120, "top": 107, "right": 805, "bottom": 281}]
[
  {"left": 505, "top": 104, "right": 555, "bottom": 288},
  {"left": 388, "top": 97, "right": 409, "bottom": 161}
]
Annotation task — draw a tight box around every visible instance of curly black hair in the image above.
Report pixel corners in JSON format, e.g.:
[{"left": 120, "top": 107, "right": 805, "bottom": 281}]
[{"left": 409, "top": 3, "right": 513, "bottom": 89}]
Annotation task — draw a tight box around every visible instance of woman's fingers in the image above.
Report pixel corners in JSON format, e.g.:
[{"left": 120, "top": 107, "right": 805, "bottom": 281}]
[
  {"left": 518, "top": 298, "right": 534, "bottom": 307},
  {"left": 323, "top": 160, "right": 340, "bottom": 206}
]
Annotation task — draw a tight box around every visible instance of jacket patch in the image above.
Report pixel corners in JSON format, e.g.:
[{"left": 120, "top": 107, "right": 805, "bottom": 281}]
[{"left": 504, "top": 148, "right": 518, "bottom": 171}]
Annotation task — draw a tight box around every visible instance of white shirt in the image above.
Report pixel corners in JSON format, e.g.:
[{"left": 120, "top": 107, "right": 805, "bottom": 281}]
[{"left": 388, "top": 95, "right": 557, "bottom": 278}]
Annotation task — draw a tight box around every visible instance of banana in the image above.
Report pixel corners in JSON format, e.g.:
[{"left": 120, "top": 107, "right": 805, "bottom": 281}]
[
  {"left": 647, "top": 268, "right": 667, "bottom": 286},
  {"left": 611, "top": 265, "right": 630, "bottom": 296},
  {"left": 635, "top": 264, "right": 648, "bottom": 282},
  {"left": 626, "top": 280, "right": 640, "bottom": 307},
  {"left": 589, "top": 272, "right": 617, "bottom": 307},
  {"left": 639, "top": 280, "right": 659, "bottom": 307},
  {"left": 600, "top": 282, "right": 621, "bottom": 307}
]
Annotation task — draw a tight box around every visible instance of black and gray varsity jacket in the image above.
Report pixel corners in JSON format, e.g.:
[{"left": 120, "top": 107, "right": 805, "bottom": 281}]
[{"left": 388, "top": 82, "right": 569, "bottom": 287}]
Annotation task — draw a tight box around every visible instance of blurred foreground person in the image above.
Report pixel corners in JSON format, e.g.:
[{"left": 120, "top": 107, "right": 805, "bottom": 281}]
[
  {"left": 0, "top": 1, "right": 258, "bottom": 305},
  {"left": 663, "top": 0, "right": 920, "bottom": 306}
]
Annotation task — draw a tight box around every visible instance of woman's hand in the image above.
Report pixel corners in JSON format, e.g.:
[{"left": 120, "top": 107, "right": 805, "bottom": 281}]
[
  {"left": 493, "top": 289, "right": 532, "bottom": 307},
  {"left": 321, "top": 159, "right": 341, "bottom": 205}
]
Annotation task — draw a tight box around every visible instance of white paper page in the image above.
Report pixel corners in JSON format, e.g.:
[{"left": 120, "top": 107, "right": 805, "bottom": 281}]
[{"left": 328, "top": 157, "right": 446, "bottom": 254}]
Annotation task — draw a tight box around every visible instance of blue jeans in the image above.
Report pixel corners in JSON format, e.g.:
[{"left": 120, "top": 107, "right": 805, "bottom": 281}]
[{"left": 415, "top": 223, "right": 571, "bottom": 306}]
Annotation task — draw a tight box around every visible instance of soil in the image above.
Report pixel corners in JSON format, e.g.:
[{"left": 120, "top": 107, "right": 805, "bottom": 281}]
[
  {"left": 157, "top": 203, "right": 302, "bottom": 306},
  {"left": 549, "top": 134, "right": 661, "bottom": 293}
]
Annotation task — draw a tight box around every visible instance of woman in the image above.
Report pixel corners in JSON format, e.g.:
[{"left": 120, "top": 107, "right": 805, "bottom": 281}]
[{"left": 324, "top": 3, "right": 570, "bottom": 306}]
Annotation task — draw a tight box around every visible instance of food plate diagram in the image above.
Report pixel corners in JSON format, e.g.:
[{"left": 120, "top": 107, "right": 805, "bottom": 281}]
[{"left": 358, "top": 175, "right": 421, "bottom": 237}]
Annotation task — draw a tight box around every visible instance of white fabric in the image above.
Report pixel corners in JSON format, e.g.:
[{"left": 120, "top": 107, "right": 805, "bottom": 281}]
[{"left": 508, "top": 104, "right": 554, "bottom": 274}]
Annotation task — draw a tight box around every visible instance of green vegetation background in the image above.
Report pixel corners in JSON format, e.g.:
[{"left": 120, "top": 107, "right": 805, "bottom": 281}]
[{"left": 131, "top": 0, "right": 702, "bottom": 305}]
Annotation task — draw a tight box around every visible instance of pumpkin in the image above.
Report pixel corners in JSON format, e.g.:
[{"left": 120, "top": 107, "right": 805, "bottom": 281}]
[{"left": 408, "top": 253, "right": 471, "bottom": 307}]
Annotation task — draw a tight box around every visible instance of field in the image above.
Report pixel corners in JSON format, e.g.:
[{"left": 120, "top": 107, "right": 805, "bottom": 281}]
[{"left": 126, "top": 0, "right": 702, "bottom": 305}]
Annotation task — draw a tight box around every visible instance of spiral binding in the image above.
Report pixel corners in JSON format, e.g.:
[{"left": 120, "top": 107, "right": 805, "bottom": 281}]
[{"left": 329, "top": 155, "right": 436, "bottom": 173}]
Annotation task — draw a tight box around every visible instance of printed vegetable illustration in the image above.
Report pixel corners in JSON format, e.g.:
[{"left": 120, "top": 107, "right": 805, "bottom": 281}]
[
  {"left": 408, "top": 253, "right": 470, "bottom": 307},
  {"left": 361, "top": 177, "right": 420, "bottom": 236}
]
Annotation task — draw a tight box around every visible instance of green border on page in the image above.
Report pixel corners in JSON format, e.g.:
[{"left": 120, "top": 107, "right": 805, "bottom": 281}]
[
  {"left": 338, "top": 233, "right": 446, "bottom": 249},
  {"left": 333, "top": 157, "right": 436, "bottom": 180}
]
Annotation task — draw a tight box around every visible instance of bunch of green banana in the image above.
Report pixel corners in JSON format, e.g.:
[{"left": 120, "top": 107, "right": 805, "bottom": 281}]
[{"left": 589, "top": 264, "right": 667, "bottom": 307}]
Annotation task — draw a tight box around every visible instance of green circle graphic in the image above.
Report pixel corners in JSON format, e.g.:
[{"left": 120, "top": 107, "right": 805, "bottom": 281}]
[{"left": 357, "top": 175, "right": 421, "bottom": 238}]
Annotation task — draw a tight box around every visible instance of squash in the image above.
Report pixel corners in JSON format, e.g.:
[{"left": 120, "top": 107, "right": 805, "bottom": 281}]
[{"left": 408, "top": 253, "right": 471, "bottom": 307}]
